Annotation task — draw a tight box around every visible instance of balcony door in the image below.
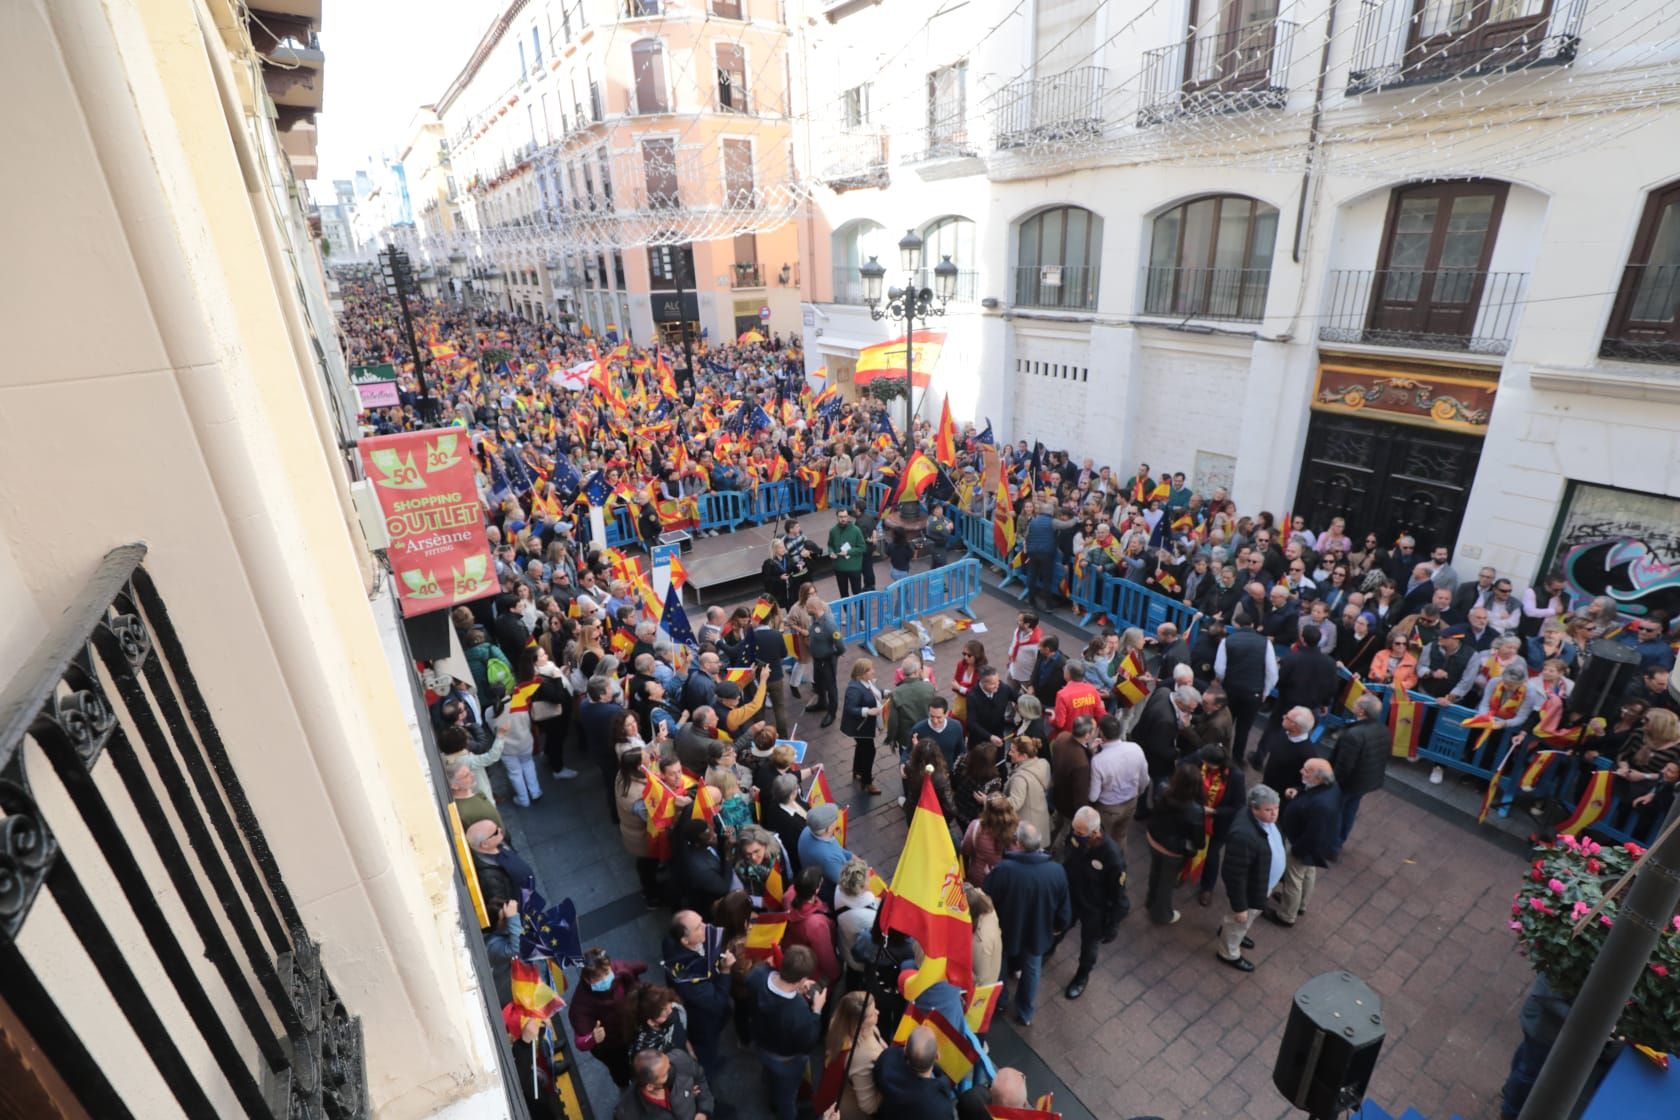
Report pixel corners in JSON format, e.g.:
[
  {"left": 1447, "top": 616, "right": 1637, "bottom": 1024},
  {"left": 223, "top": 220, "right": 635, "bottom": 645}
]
[
  {"left": 1186, "top": 0, "right": 1279, "bottom": 92},
  {"left": 1603, "top": 180, "right": 1680, "bottom": 361},
  {"left": 1369, "top": 180, "right": 1507, "bottom": 345},
  {"left": 1407, "top": 0, "right": 1553, "bottom": 74}
]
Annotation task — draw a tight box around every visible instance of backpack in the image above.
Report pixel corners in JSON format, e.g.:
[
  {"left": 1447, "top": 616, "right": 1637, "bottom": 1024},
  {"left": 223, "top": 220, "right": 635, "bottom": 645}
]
[{"left": 484, "top": 651, "right": 515, "bottom": 695}]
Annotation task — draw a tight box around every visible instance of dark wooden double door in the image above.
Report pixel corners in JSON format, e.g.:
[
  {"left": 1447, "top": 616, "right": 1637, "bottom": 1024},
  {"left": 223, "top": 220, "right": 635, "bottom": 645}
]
[{"left": 1293, "top": 412, "right": 1483, "bottom": 555}]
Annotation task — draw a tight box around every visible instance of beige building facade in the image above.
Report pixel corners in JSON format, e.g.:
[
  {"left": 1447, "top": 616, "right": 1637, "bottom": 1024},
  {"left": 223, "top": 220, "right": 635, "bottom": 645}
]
[{"left": 4, "top": 0, "right": 513, "bottom": 1115}]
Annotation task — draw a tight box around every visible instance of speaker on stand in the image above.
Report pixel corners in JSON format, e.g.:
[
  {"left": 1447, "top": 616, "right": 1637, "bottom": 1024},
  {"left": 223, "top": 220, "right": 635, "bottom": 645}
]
[
  {"left": 1566, "top": 638, "right": 1643, "bottom": 723},
  {"left": 1273, "top": 971, "right": 1386, "bottom": 1120}
]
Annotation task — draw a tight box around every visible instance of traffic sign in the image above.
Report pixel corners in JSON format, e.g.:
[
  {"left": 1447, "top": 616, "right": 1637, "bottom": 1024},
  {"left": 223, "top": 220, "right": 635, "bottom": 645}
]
[{"left": 759, "top": 306, "right": 771, "bottom": 322}]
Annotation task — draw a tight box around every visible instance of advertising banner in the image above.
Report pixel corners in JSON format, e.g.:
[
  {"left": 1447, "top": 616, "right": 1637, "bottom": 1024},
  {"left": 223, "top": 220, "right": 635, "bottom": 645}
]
[
  {"left": 358, "top": 430, "right": 496, "bottom": 618},
  {"left": 350, "top": 362, "right": 400, "bottom": 410}
]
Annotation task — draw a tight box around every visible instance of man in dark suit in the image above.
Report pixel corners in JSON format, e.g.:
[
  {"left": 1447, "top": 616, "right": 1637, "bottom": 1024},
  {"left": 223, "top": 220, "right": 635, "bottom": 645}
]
[
  {"left": 965, "top": 666, "right": 1017, "bottom": 747},
  {"left": 1217, "top": 784, "right": 1281, "bottom": 972},
  {"left": 1261, "top": 707, "right": 1320, "bottom": 801},
  {"left": 1268, "top": 758, "right": 1341, "bottom": 926},
  {"left": 984, "top": 823, "right": 1071, "bottom": 1027},
  {"left": 1400, "top": 562, "right": 1437, "bottom": 616},
  {"left": 576, "top": 675, "right": 626, "bottom": 822},
  {"left": 1030, "top": 635, "right": 1068, "bottom": 711},
  {"left": 1058, "top": 806, "right": 1128, "bottom": 999},
  {"left": 875, "top": 1028, "right": 957, "bottom": 1120},
  {"left": 1253, "top": 624, "right": 1339, "bottom": 772},
  {"left": 1327, "top": 693, "right": 1391, "bottom": 860},
  {"left": 1133, "top": 683, "right": 1193, "bottom": 788},
  {"left": 1452, "top": 564, "right": 1498, "bottom": 618},
  {"left": 1151, "top": 622, "right": 1192, "bottom": 683}
]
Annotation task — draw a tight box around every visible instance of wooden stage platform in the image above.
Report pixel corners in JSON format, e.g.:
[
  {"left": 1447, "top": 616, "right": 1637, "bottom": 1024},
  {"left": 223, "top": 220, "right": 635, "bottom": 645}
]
[{"left": 676, "top": 508, "right": 841, "bottom": 606}]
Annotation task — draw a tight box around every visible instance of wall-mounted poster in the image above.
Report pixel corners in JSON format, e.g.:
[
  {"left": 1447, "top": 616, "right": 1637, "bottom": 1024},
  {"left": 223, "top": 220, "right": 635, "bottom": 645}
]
[
  {"left": 1542, "top": 481, "right": 1680, "bottom": 621},
  {"left": 1193, "top": 451, "right": 1236, "bottom": 498}
]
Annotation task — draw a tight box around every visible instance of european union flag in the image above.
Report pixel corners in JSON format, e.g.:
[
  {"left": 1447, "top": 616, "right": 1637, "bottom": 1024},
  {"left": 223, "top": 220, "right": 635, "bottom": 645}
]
[
  {"left": 661, "top": 582, "right": 697, "bottom": 648},
  {"left": 875, "top": 411, "right": 895, "bottom": 438},
  {"left": 503, "top": 447, "right": 534, "bottom": 494},
  {"left": 519, "top": 883, "right": 584, "bottom": 966},
  {"left": 552, "top": 455, "right": 581, "bottom": 499},
  {"left": 727, "top": 404, "right": 749, "bottom": 435},
  {"left": 748, "top": 404, "right": 773, "bottom": 431},
  {"left": 583, "top": 469, "right": 610, "bottom": 507},
  {"left": 650, "top": 396, "right": 672, "bottom": 422},
  {"left": 817, "top": 393, "right": 843, "bottom": 421},
  {"left": 494, "top": 360, "right": 512, "bottom": 378},
  {"left": 976, "top": 419, "right": 995, "bottom": 446}
]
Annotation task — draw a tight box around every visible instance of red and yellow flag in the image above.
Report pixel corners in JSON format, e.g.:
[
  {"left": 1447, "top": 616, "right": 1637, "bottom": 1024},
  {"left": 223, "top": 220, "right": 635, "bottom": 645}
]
[
  {"left": 1113, "top": 650, "right": 1147, "bottom": 709},
  {"left": 934, "top": 398, "right": 957, "bottom": 467},
  {"left": 762, "top": 862, "right": 785, "bottom": 909},
  {"left": 509, "top": 959, "right": 565, "bottom": 1023},
  {"left": 1341, "top": 675, "right": 1368, "bottom": 714},
  {"left": 1478, "top": 742, "right": 1519, "bottom": 825},
  {"left": 1519, "top": 750, "right": 1568, "bottom": 792},
  {"left": 1389, "top": 691, "right": 1423, "bottom": 760},
  {"left": 889, "top": 451, "right": 941, "bottom": 508},
  {"left": 1556, "top": 769, "right": 1614, "bottom": 836},
  {"left": 743, "top": 912, "right": 788, "bottom": 963},
  {"left": 964, "top": 981, "right": 1002, "bottom": 1035},
  {"left": 992, "top": 473, "right": 1016, "bottom": 558},
  {"left": 642, "top": 767, "right": 680, "bottom": 859},
  {"left": 879, "top": 769, "right": 973, "bottom": 993},
  {"left": 890, "top": 1004, "right": 980, "bottom": 1084},
  {"left": 807, "top": 768, "right": 847, "bottom": 847}
]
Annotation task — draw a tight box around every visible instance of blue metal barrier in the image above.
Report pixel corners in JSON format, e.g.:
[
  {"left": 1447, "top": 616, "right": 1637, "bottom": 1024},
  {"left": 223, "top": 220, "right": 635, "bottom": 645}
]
[
  {"left": 745, "top": 481, "right": 793, "bottom": 524},
  {"left": 603, "top": 506, "right": 637, "bottom": 548},
  {"left": 827, "top": 476, "right": 859, "bottom": 510},
  {"left": 698, "top": 490, "right": 746, "bottom": 533},
  {"left": 1097, "top": 573, "right": 1202, "bottom": 643},
  {"left": 882, "top": 558, "right": 983, "bottom": 632},
  {"left": 1069, "top": 566, "right": 1105, "bottom": 625},
  {"left": 787, "top": 479, "right": 816, "bottom": 514},
  {"left": 829, "top": 588, "right": 891, "bottom": 651},
  {"left": 862, "top": 480, "right": 892, "bottom": 513}
]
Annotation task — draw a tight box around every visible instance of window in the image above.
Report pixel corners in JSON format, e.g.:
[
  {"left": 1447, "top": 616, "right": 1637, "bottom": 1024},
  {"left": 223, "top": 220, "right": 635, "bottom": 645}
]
[
  {"left": 642, "top": 138, "right": 679, "bottom": 208},
  {"left": 518, "top": 40, "right": 527, "bottom": 79},
  {"left": 1145, "top": 195, "right": 1278, "bottom": 320},
  {"left": 1185, "top": 0, "right": 1281, "bottom": 91},
  {"left": 717, "top": 44, "right": 748, "bottom": 112},
  {"left": 632, "top": 39, "right": 669, "bottom": 114},
  {"left": 625, "top": 0, "right": 661, "bottom": 14},
  {"left": 722, "top": 138, "right": 754, "bottom": 204},
  {"left": 713, "top": 0, "right": 743, "bottom": 16},
  {"left": 831, "top": 220, "right": 890, "bottom": 304},
  {"left": 1603, "top": 180, "right": 1680, "bottom": 362},
  {"left": 926, "top": 62, "right": 968, "bottom": 155},
  {"left": 648, "top": 244, "right": 695, "bottom": 291},
  {"left": 733, "top": 233, "right": 761, "bottom": 286},
  {"left": 597, "top": 147, "right": 613, "bottom": 205},
  {"left": 921, "top": 215, "right": 977, "bottom": 302},
  {"left": 581, "top": 157, "right": 597, "bottom": 208},
  {"left": 1367, "top": 180, "right": 1508, "bottom": 344},
  {"left": 842, "top": 83, "right": 871, "bottom": 128},
  {"left": 614, "top": 250, "right": 627, "bottom": 289},
  {"left": 532, "top": 26, "right": 543, "bottom": 69},
  {"left": 1015, "top": 205, "right": 1102, "bottom": 310}
]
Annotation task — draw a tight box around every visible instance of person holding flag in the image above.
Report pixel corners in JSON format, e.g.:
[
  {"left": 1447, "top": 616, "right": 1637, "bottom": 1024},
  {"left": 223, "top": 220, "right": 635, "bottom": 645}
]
[{"left": 746, "top": 945, "right": 829, "bottom": 1120}]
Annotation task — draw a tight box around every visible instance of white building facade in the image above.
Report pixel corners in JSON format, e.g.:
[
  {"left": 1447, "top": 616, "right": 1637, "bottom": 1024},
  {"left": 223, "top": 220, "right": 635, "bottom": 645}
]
[{"left": 799, "top": 0, "right": 1680, "bottom": 596}]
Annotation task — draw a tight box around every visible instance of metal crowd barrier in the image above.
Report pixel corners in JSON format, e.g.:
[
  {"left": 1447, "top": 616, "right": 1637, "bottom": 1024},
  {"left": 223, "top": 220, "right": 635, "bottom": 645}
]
[
  {"left": 829, "top": 558, "right": 985, "bottom": 653},
  {"left": 1329, "top": 666, "right": 1661, "bottom": 844},
  {"left": 698, "top": 490, "right": 746, "bottom": 533}
]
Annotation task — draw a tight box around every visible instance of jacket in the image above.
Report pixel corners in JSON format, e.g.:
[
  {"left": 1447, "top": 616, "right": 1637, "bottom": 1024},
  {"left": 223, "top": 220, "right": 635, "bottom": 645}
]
[
  {"left": 1221, "top": 808, "right": 1274, "bottom": 912},
  {"left": 1280, "top": 781, "right": 1342, "bottom": 868},
  {"left": 983, "top": 849, "right": 1071, "bottom": 957},
  {"left": 1132, "top": 688, "right": 1184, "bottom": 780},
  {"left": 836, "top": 1029, "right": 888, "bottom": 1120},
  {"left": 873, "top": 1047, "right": 958, "bottom": 1120},
  {"left": 1188, "top": 750, "right": 1247, "bottom": 837},
  {"left": 567, "top": 961, "right": 646, "bottom": 1059},
  {"left": 782, "top": 897, "right": 842, "bottom": 984},
  {"left": 809, "top": 611, "right": 846, "bottom": 660},
  {"left": 828, "top": 522, "right": 868, "bottom": 573},
  {"left": 1329, "top": 718, "right": 1390, "bottom": 797},
  {"left": 970, "top": 908, "right": 1003, "bottom": 987},
  {"left": 746, "top": 965, "right": 824, "bottom": 1059},
  {"left": 673, "top": 840, "right": 731, "bottom": 914},
  {"left": 612, "top": 1050, "right": 714, "bottom": 1120},
  {"left": 1220, "top": 628, "right": 1270, "bottom": 697},
  {"left": 1261, "top": 732, "right": 1320, "bottom": 800},
  {"left": 678, "top": 669, "right": 717, "bottom": 714},
  {"left": 577, "top": 697, "right": 626, "bottom": 760},
  {"left": 1024, "top": 513, "right": 1059, "bottom": 558},
  {"left": 1048, "top": 733, "right": 1093, "bottom": 821},
  {"left": 887, "top": 679, "right": 936, "bottom": 747},
  {"left": 1275, "top": 648, "right": 1341, "bottom": 715},
  {"left": 1051, "top": 681, "right": 1104, "bottom": 735},
  {"left": 1186, "top": 707, "right": 1235, "bottom": 755},
  {"left": 1063, "top": 833, "right": 1129, "bottom": 928},
  {"left": 1003, "top": 757, "right": 1054, "bottom": 840},
  {"left": 841, "top": 679, "right": 882, "bottom": 738},
  {"left": 763, "top": 800, "right": 809, "bottom": 873},
  {"left": 661, "top": 935, "right": 733, "bottom": 1041},
  {"left": 965, "top": 681, "right": 1016, "bottom": 746}
]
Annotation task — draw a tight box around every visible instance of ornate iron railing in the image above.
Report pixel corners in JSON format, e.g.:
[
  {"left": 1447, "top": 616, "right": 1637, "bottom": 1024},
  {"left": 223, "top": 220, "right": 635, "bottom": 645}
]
[
  {"left": 1318, "top": 267, "right": 1527, "bottom": 354},
  {"left": 0, "top": 545, "right": 367, "bottom": 1119},
  {"left": 1013, "top": 263, "right": 1100, "bottom": 311},
  {"left": 1139, "top": 19, "right": 1296, "bottom": 125},
  {"left": 1347, "top": 0, "right": 1586, "bottom": 93},
  {"left": 1600, "top": 262, "right": 1680, "bottom": 364},
  {"left": 992, "top": 67, "right": 1106, "bottom": 150},
  {"left": 1141, "top": 264, "right": 1272, "bottom": 321}
]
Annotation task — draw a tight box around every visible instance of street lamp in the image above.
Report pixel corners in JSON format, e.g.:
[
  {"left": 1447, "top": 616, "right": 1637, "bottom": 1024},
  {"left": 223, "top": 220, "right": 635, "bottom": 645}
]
[
  {"left": 861, "top": 228, "right": 953, "bottom": 463},
  {"left": 380, "top": 245, "right": 438, "bottom": 425}
]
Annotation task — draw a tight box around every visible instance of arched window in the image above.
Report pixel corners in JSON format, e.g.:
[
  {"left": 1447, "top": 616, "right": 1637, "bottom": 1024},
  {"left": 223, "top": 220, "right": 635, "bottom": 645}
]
[
  {"left": 1015, "top": 206, "right": 1102, "bottom": 309},
  {"left": 1603, "top": 179, "right": 1680, "bottom": 362},
  {"left": 632, "top": 39, "right": 669, "bottom": 114},
  {"left": 1145, "top": 194, "right": 1278, "bottom": 321},
  {"left": 921, "top": 215, "right": 977, "bottom": 302},
  {"left": 832, "top": 220, "right": 890, "bottom": 304}
]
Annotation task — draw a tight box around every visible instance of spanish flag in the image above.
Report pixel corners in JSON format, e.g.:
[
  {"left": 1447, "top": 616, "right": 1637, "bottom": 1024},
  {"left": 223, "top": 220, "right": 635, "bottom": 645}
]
[
  {"left": 1478, "top": 741, "right": 1519, "bottom": 825},
  {"left": 1113, "top": 650, "right": 1147, "bottom": 709},
  {"left": 1519, "top": 750, "right": 1567, "bottom": 792},
  {"left": 1460, "top": 711, "right": 1504, "bottom": 753},
  {"left": 890, "top": 1005, "right": 980, "bottom": 1084},
  {"left": 889, "top": 451, "right": 941, "bottom": 508},
  {"left": 642, "top": 767, "right": 680, "bottom": 859},
  {"left": 807, "top": 768, "right": 846, "bottom": 846},
  {"left": 743, "top": 912, "right": 788, "bottom": 963},
  {"left": 509, "top": 959, "right": 565, "bottom": 1023},
  {"left": 992, "top": 474, "right": 1016, "bottom": 558},
  {"left": 935, "top": 398, "right": 957, "bottom": 467},
  {"left": 964, "top": 981, "right": 1002, "bottom": 1035},
  {"left": 1388, "top": 691, "right": 1423, "bottom": 760},
  {"left": 1556, "top": 768, "right": 1613, "bottom": 836},
  {"left": 762, "top": 862, "right": 785, "bottom": 909},
  {"left": 878, "top": 768, "right": 973, "bottom": 993},
  {"left": 1341, "top": 675, "right": 1368, "bottom": 715}
]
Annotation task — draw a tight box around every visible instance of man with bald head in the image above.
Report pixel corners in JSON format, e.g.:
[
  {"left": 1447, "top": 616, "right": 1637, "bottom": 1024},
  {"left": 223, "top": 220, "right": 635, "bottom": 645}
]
[
  {"left": 1267, "top": 757, "right": 1341, "bottom": 928},
  {"left": 465, "top": 817, "right": 533, "bottom": 911},
  {"left": 874, "top": 1025, "right": 956, "bottom": 1119},
  {"left": 987, "top": 1067, "right": 1030, "bottom": 1110}
]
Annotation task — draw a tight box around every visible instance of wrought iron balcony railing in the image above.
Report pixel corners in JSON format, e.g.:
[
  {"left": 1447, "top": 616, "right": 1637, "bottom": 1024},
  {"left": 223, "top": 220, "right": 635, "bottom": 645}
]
[
  {"left": 1013, "top": 264, "right": 1100, "bottom": 311},
  {"left": 1140, "top": 19, "right": 1296, "bottom": 125},
  {"left": 732, "top": 263, "right": 765, "bottom": 288},
  {"left": 1141, "top": 264, "right": 1272, "bottom": 322},
  {"left": 993, "top": 67, "right": 1106, "bottom": 150},
  {"left": 831, "top": 265, "right": 870, "bottom": 305},
  {"left": 1347, "top": 0, "right": 1586, "bottom": 93},
  {"left": 1600, "top": 262, "right": 1680, "bottom": 364},
  {"left": 0, "top": 545, "right": 368, "bottom": 1119},
  {"left": 819, "top": 129, "right": 889, "bottom": 191},
  {"left": 1319, "top": 267, "right": 1527, "bottom": 354}
]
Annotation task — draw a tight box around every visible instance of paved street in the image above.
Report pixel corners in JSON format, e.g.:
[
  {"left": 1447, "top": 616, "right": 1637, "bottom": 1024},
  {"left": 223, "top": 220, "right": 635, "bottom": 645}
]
[{"left": 500, "top": 552, "right": 1536, "bottom": 1120}]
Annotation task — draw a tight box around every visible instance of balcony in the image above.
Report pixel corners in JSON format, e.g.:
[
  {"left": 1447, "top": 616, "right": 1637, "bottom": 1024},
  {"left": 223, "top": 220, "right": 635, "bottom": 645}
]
[
  {"left": 1347, "top": 0, "right": 1584, "bottom": 93},
  {"left": 623, "top": 0, "right": 661, "bottom": 16},
  {"left": 1013, "top": 264, "right": 1100, "bottom": 311},
  {"left": 1319, "top": 268, "right": 1527, "bottom": 354},
  {"left": 732, "top": 263, "right": 766, "bottom": 288},
  {"left": 1139, "top": 19, "right": 1295, "bottom": 125},
  {"left": 831, "top": 266, "right": 871, "bottom": 305},
  {"left": 1141, "top": 265, "right": 1271, "bottom": 322},
  {"left": 993, "top": 67, "right": 1106, "bottom": 150},
  {"left": 1600, "top": 263, "right": 1680, "bottom": 364},
  {"left": 0, "top": 545, "right": 368, "bottom": 1118},
  {"left": 819, "top": 129, "right": 889, "bottom": 191},
  {"left": 906, "top": 124, "right": 978, "bottom": 163}
]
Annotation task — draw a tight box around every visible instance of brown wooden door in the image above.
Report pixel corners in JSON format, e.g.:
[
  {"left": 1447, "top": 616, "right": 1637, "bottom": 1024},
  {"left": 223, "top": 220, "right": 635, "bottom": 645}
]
[
  {"left": 1604, "top": 181, "right": 1680, "bottom": 359},
  {"left": 1185, "top": 0, "right": 1280, "bottom": 91},
  {"left": 1407, "top": 0, "right": 1553, "bottom": 75},
  {"left": 1294, "top": 412, "right": 1483, "bottom": 555},
  {"left": 1369, "top": 181, "right": 1507, "bottom": 346}
]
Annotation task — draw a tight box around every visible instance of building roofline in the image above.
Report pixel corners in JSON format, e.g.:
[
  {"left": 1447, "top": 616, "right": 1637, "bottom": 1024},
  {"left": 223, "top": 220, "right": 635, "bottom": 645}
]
[{"left": 436, "top": 0, "right": 530, "bottom": 118}]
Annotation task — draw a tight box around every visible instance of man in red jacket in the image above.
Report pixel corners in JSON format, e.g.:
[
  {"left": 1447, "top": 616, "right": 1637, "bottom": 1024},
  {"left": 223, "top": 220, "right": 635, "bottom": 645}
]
[{"left": 1051, "top": 660, "right": 1104, "bottom": 736}]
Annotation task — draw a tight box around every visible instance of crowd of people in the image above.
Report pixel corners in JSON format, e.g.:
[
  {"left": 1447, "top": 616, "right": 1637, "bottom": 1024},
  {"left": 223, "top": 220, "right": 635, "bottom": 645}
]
[{"left": 348, "top": 282, "right": 1680, "bottom": 1120}]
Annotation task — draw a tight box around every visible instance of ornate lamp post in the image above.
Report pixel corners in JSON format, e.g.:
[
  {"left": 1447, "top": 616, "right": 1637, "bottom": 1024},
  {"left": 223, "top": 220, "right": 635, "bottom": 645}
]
[{"left": 860, "top": 228, "right": 958, "bottom": 463}]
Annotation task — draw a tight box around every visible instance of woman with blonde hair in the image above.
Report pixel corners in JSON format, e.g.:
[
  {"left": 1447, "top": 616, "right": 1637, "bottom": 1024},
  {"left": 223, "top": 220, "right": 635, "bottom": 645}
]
[
  {"left": 784, "top": 580, "right": 818, "bottom": 699},
  {"left": 965, "top": 885, "right": 1003, "bottom": 987},
  {"left": 821, "top": 991, "right": 886, "bottom": 1119}
]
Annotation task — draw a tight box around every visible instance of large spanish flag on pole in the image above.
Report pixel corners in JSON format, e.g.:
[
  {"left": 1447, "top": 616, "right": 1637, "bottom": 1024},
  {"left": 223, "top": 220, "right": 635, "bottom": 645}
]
[
  {"left": 852, "top": 330, "right": 945, "bottom": 387},
  {"left": 934, "top": 397, "right": 957, "bottom": 467},
  {"left": 888, "top": 451, "right": 941, "bottom": 507},
  {"left": 1556, "top": 769, "right": 1614, "bottom": 836},
  {"left": 879, "top": 767, "right": 973, "bottom": 993}
]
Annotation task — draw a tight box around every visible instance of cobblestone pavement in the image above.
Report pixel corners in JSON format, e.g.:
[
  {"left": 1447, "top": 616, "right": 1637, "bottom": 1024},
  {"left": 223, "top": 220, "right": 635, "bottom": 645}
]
[{"left": 504, "top": 559, "right": 1535, "bottom": 1119}]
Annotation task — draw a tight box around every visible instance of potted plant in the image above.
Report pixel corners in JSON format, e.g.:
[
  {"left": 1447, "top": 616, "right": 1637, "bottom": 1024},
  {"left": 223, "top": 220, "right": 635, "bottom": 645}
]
[{"left": 1509, "top": 834, "right": 1680, "bottom": 1055}]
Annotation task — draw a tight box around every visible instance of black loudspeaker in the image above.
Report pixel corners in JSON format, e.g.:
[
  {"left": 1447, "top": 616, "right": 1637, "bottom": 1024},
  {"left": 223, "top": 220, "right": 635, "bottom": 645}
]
[
  {"left": 1567, "top": 638, "right": 1643, "bottom": 722},
  {"left": 1273, "top": 971, "right": 1386, "bottom": 1119},
  {"left": 403, "top": 608, "right": 453, "bottom": 662}
]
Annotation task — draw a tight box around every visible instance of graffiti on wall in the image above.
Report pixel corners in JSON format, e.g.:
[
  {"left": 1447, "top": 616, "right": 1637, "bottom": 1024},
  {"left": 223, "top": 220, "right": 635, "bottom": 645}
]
[{"left": 1547, "top": 482, "right": 1680, "bottom": 620}]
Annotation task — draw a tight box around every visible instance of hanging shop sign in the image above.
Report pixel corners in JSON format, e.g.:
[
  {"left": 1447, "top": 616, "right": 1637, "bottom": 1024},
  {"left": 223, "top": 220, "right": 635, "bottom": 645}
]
[{"left": 1311, "top": 359, "right": 1499, "bottom": 433}]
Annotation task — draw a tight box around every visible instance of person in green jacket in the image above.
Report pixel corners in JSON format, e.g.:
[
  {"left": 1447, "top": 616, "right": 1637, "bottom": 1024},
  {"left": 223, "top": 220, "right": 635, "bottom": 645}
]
[{"left": 827, "top": 508, "right": 868, "bottom": 599}]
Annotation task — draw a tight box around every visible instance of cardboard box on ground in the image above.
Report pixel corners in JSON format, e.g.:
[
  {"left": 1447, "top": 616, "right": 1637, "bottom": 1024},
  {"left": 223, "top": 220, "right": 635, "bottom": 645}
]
[{"left": 876, "top": 614, "right": 961, "bottom": 662}]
